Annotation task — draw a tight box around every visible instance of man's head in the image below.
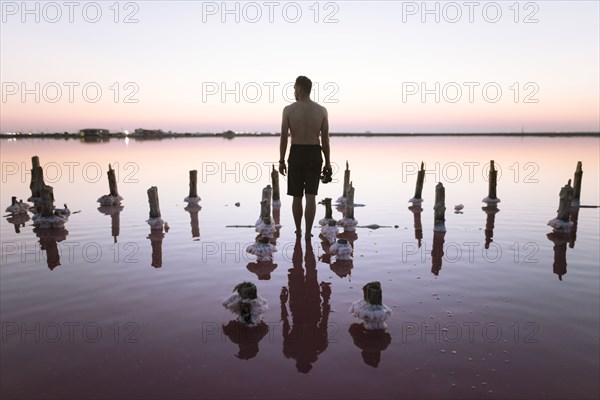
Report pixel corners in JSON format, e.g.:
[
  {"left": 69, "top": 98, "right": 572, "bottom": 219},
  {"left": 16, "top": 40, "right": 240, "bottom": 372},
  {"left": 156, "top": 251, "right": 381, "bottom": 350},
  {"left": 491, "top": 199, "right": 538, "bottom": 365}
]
[{"left": 294, "top": 76, "right": 312, "bottom": 100}]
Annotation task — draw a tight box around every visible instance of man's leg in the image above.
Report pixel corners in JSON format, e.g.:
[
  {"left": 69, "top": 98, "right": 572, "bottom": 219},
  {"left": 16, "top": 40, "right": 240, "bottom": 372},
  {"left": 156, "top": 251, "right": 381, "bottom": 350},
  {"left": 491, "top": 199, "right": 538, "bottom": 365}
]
[
  {"left": 305, "top": 194, "right": 316, "bottom": 239},
  {"left": 292, "top": 196, "right": 303, "bottom": 237}
]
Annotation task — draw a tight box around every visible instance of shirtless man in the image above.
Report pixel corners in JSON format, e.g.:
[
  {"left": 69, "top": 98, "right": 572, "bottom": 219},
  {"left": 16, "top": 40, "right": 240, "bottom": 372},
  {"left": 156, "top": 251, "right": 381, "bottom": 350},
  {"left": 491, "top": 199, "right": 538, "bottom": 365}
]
[{"left": 279, "top": 76, "right": 331, "bottom": 240}]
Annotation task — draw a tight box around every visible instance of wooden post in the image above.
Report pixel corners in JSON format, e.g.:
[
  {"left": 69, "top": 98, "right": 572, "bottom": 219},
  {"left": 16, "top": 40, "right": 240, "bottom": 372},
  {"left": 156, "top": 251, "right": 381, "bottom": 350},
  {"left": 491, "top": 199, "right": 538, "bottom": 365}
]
[
  {"left": 188, "top": 170, "right": 198, "bottom": 198},
  {"left": 413, "top": 161, "right": 425, "bottom": 200},
  {"left": 556, "top": 180, "right": 573, "bottom": 222},
  {"left": 572, "top": 161, "right": 583, "bottom": 204},
  {"left": 108, "top": 164, "right": 120, "bottom": 197},
  {"left": 147, "top": 186, "right": 161, "bottom": 219},
  {"left": 39, "top": 185, "right": 55, "bottom": 217},
  {"left": 148, "top": 230, "right": 164, "bottom": 268},
  {"left": 29, "top": 156, "right": 45, "bottom": 199},
  {"left": 322, "top": 198, "right": 333, "bottom": 219},
  {"left": 10, "top": 196, "right": 17, "bottom": 207},
  {"left": 346, "top": 183, "right": 355, "bottom": 220},
  {"left": 488, "top": 160, "right": 497, "bottom": 200},
  {"left": 271, "top": 165, "right": 280, "bottom": 203},
  {"left": 434, "top": 182, "right": 446, "bottom": 227},
  {"left": 342, "top": 161, "right": 350, "bottom": 198}
]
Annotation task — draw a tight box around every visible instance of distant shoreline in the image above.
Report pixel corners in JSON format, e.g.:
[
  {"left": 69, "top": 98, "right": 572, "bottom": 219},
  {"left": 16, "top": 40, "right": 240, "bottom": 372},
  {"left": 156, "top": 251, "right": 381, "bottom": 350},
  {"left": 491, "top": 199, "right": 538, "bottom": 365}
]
[{"left": 1, "top": 132, "right": 598, "bottom": 140}]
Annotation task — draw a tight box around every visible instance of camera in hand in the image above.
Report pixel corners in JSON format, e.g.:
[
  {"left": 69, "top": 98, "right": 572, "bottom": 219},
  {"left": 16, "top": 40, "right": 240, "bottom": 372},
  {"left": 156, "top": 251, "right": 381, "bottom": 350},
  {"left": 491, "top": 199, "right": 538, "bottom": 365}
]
[{"left": 321, "top": 166, "right": 332, "bottom": 184}]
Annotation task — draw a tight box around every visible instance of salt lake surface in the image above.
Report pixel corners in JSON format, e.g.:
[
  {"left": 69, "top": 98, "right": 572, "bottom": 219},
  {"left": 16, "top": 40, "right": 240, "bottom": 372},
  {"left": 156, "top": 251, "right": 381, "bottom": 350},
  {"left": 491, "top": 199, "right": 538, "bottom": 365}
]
[{"left": 1, "top": 136, "right": 599, "bottom": 399}]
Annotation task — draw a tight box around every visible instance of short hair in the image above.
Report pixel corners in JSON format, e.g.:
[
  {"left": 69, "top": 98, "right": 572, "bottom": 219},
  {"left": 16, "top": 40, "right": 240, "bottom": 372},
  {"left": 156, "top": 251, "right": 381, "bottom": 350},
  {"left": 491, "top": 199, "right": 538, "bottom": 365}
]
[{"left": 295, "top": 76, "right": 312, "bottom": 95}]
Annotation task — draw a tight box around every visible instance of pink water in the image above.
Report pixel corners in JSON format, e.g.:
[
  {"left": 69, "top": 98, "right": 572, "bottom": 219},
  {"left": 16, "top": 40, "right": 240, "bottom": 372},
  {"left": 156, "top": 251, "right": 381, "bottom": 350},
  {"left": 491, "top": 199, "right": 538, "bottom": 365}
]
[{"left": 1, "top": 136, "right": 599, "bottom": 399}]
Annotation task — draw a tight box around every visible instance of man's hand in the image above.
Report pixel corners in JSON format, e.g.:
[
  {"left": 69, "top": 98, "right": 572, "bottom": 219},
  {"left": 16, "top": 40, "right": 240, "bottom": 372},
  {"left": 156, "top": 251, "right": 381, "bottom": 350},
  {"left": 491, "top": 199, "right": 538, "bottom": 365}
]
[{"left": 279, "top": 161, "right": 287, "bottom": 176}]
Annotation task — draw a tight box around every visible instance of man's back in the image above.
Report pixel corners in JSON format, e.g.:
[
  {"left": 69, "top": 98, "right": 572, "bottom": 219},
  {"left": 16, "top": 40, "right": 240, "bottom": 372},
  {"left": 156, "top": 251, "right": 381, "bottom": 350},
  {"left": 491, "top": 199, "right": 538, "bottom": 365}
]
[{"left": 285, "top": 100, "right": 328, "bottom": 145}]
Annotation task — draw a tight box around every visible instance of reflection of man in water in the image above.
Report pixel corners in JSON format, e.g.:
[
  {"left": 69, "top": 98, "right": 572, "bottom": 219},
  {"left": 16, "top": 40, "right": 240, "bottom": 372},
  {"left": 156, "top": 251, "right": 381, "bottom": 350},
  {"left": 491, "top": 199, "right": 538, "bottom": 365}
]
[
  {"left": 279, "top": 76, "right": 331, "bottom": 239},
  {"left": 280, "top": 239, "right": 331, "bottom": 373}
]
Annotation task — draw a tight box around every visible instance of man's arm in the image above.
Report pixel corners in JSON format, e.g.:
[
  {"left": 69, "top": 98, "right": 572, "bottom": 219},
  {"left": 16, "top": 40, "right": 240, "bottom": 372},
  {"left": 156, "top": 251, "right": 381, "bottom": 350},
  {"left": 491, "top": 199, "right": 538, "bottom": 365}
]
[
  {"left": 279, "top": 107, "right": 289, "bottom": 175},
  {"left": 321, "top": 108, "right": 330, "bottom": 167}
]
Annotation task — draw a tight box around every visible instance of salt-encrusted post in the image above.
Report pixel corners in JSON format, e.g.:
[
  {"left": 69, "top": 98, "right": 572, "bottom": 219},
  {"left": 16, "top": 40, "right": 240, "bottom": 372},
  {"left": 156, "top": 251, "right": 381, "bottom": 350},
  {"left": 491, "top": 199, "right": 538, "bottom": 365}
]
[
  {"left": 482, "top": 160, "right": 501, "bottom": 204},
  {"left": 146, "top": 186, "right": 164, "bottom": 230},
  {"left": 39, "top": 185, "right": 55, "bottom": 218},
  {"left": 363, "top": 281, "right": 383, "bottom": 305},
  {"left": 346, "top": 183, "right": 355, "bottom": 220},
  {"left": 547, "top": 180, "right": 574, "bottom": 232},
  {"left": 184, "top": 170, "right": 201, "bottom": 204},
  {"left": 108, "top": 164, "right": 119, "bottom": 197},
  {"left": 433, "top": 182, "right": 446, "bottom": 232},
  {"left": 409, "top": 162, "right": 425, "bottom": 203},
  {"left": 572, "top": 161, "right": 583, "bottom": 206},
  {"left": 319, "top": 198, "right": 335, "bottom": 226},
  {"left": 271, "top": 165, "right": 281, "bottom": 206},
  {"left": 98, "top": 164, "right": 124, "bottom": 206}
]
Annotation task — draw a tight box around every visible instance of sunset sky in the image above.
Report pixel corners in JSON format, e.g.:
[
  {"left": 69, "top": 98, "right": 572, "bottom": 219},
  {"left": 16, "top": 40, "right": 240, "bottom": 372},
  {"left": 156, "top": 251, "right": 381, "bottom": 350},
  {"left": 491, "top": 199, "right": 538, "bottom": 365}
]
[{"left": 1, "top": 0, "right": 599, "bottom": 133}]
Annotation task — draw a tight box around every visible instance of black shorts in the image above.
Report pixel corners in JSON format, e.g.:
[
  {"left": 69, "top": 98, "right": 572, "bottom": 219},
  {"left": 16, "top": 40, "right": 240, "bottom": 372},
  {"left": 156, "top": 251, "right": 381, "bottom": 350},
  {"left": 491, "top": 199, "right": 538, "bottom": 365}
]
[{"left": 287, "top": 144, "right": 323, "bottom": 197}]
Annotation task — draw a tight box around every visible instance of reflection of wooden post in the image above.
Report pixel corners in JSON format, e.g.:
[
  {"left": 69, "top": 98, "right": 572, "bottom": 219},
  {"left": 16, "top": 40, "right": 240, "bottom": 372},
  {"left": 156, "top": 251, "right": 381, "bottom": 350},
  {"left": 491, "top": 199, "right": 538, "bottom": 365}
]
[
  {"left": 147, "top": 186, "right": 161, "bottom": 219},
  {"left": 488, "top": 160, "right": 497, "bottom": 200},
  {"left": 271, "top": 166, "right": 280, "bottom": 203},
  {"left": 346, "top": 183, "right": 355, "bottom": 219},
  {"left": 431, "top": 231, "right": 445, "bottom": 276},
  {"left": 414, "top": 161, "right": 425, "bottom": 200},
  {"left": 408, "top": 203, "right": 423, "bottom": 247},
  {"left": 433, "top": 182, "right": 445, "bottom": 227},
  {"left": 40, "top": 185, "right": 55, "bottom": 217},
  {"left": 108, "top": 164, "right": 120, "bottom": 197},
  {"left": 185, "top": 203, "right": 201, "bottom": 238},
  {"left": 572, "top": 161, "right": 583, "bottom": 205},
  {"left": 148, "top": 230, "right": 164, "bottom": 268},
  {"left": 547, "top": 232, "right": 568, "bottom": 281},
  {"left": 111, "top": 211, "right": 120, "bottom": 243},
  {"left": 482, "top": 205, "right": 499, "bottom": 249}
]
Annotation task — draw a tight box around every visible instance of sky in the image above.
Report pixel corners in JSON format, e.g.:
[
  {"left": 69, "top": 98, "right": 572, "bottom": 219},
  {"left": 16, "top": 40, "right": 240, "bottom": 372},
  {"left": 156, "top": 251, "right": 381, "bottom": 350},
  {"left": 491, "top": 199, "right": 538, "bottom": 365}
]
[{"left": 1, "top": 0, "right": 599, "bottom": 133}]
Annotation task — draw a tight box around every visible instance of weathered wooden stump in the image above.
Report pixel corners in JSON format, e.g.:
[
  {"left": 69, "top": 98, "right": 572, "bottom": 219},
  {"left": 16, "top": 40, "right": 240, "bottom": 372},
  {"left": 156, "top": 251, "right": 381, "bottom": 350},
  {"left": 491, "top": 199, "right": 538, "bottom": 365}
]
[
  {"left": 146, "top": 186, "right": 164, "bottom": 230},
  {"left": 346, "top": 183, "right": 355, "bottom": 220},
  {"left": 363, "top": 281, "right": 383, "bottom": 305},
  {"left": 28, "top": 156, "right": 45, "bottom": 203},
  {"left": 337, "top": 161, "right": 351, "bottom": 203},
  {"left": 548, "top": 180, "right": 574, "bottom": 232},
  {"left": 572, "top": 161, "right": 583, "bottom": 206},
  {"left": 482, "top": 160, "right": 501, "bottom": 204},
  {"left": 318, "top": 198, "right": 334, "bottom": 226},
  {"left": 409, "top": 161, "right": 425, "bottom": 203},
  {"left": 184, "top": 170, "right": 201, "bottom": 203},
  {"left": 271, "top": 165, "right": 281, "bottom": 206},
  {"left": 98, "top": 164, "right": 124, "bottom": 206},
  {"left": 433, "top": 182, "right": 446, "bottom": 231},
  {"left": 40, "top": 185, "right": 55, "bottom": 218}
]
